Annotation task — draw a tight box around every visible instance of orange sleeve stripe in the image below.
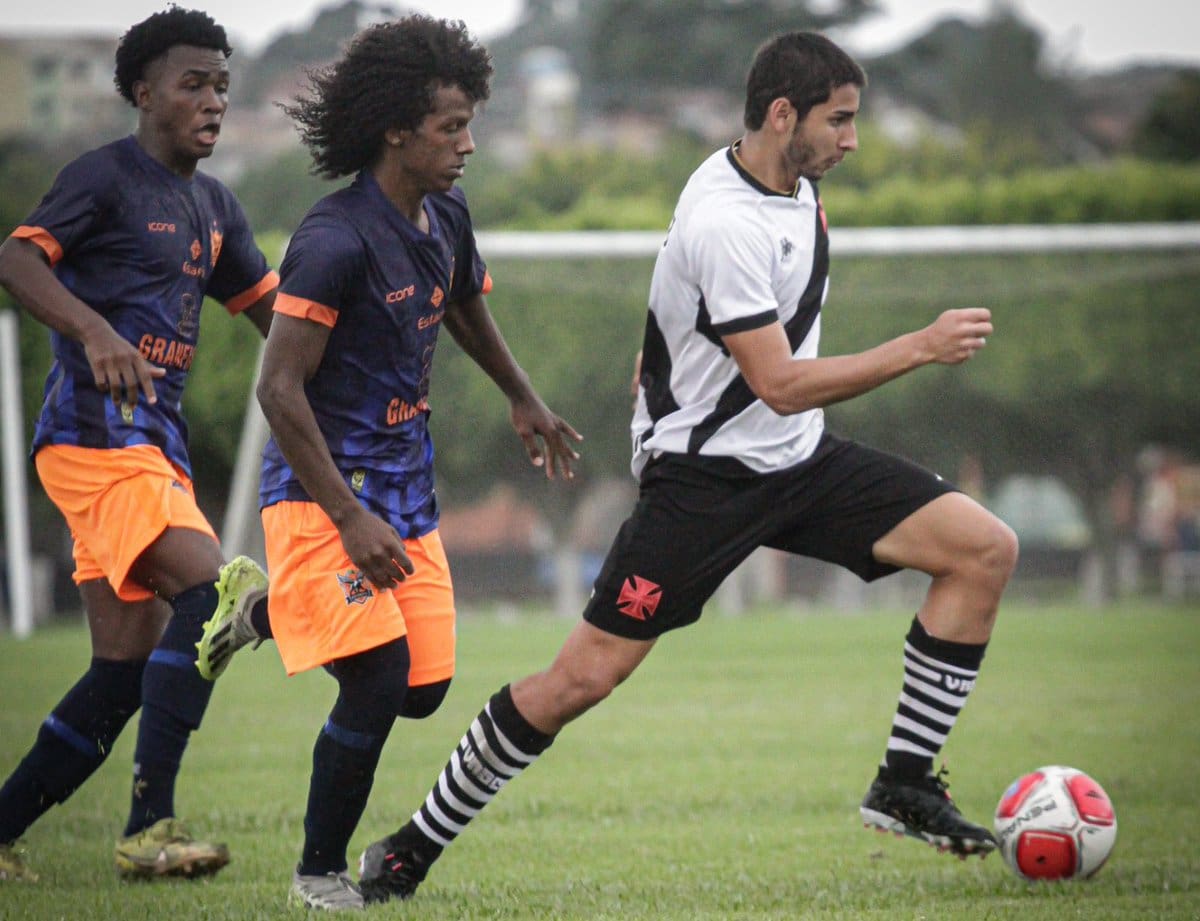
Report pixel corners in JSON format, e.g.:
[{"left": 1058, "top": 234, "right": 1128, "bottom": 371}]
[
  {"left": 481, "top": 269, "right": 493, "bottom": 295},
  {"left": 224, "top": 269, "right": 280, "bottom": 315},
  {"left": 274, "top": 292, "right": 338, "bottom": 328},
  {"left": 10, "top": 226, "right": 63, "bottom": 266}
]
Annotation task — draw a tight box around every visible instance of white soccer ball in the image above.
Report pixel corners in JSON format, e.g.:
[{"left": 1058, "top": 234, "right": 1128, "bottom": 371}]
[{"left": 994, "top": 765, "right": 1117, "bottom": 880}]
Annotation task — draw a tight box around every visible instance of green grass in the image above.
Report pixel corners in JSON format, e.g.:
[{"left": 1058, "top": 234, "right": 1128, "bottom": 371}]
[{"left": 1, "top": 602, "right": 1198, "bottom": 919}]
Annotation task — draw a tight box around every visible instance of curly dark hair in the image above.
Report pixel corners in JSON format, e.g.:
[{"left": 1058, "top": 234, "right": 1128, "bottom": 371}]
[
  {"left": 743, "top": 32, "right": 866, "bottom": 131},
  {"left": 284, "top": 14, "right": 493, "bottom": 179},
  {"left": 114, "top": 5, "right": 232, "bottom": 105}
]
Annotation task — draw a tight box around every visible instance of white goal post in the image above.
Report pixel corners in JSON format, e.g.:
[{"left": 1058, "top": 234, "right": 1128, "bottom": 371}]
[{"left": 5, "top": 223, "right": 1200, "bottom": 634}]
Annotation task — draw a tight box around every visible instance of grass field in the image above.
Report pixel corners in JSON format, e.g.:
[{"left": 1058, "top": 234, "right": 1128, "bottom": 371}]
[{"left": 1, "top": 601, "right": 1197, "bottom": 920}]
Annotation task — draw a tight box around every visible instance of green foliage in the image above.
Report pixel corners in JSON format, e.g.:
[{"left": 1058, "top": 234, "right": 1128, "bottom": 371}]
[
  {"left": 1133, "top": 69, "right": 1200, "bottom": 162},
  {"left": 233, "top": 149, "right": 341, "bottom": 238},
  {"left": 824, "top": 159, "right": 1200, "bottom": 226},
  {"left": 1, "top": 604, "right": 1198, "bottom": 919}
]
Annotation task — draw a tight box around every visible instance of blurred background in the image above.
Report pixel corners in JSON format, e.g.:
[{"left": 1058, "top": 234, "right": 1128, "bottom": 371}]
[{"left": 1, "top": 0, "right": 1198, "bottom": 626}]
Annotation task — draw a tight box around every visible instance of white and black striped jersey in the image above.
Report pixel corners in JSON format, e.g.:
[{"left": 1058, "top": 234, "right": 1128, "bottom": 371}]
[{"left": 632, "top": 144, "right": 830, "bottom": 476}]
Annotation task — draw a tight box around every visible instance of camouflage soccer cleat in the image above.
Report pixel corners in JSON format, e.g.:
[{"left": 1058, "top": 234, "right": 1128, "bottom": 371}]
[
  {"left": 357, "top": 832, "right": 430, "bottom": 904},
  {"left": 289, "top": 869, "right": 365, "bottom": 911},
  {"left": 114, "top": 818, "right": 230, "bottom": 878},
  {"left": 860, "top": 765, "right": 997, "bottom": 858},
  {"left": 196, "top": 555, "right": 269, "bottom": 681},
  {"left": 0, "top": 841, "right": 38, "bottom": 882}
]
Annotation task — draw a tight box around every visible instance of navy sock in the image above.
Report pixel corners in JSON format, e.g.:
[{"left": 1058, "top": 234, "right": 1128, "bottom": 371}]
[
  {"left": 0, "top": 658, "right": 144, "bottom": 843},
  {"left": 125, "top": 582, "right": 218, "bottom": 836},
  {"left": 300, "top": 639, "right": 409, "bottom": 875},
  {"left": 300, "top": 720, "right": 387, "bottom": 875},
  {"left": 250, "top": 597, "right": 272, "bottom": 639}
]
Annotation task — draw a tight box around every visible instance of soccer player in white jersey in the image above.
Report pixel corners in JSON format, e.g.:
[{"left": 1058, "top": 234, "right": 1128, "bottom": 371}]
[{"left": 356, "top": 31, "right": 1018, "bottom": 902}]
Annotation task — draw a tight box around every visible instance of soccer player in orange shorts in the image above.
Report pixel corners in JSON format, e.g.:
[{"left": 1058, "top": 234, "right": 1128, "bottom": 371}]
[
  {"left": 246, "top": 15, "right": 581, "bottom": 911},
  {"left": 0, "top": 8, "right": 277, "bottom": 882}
]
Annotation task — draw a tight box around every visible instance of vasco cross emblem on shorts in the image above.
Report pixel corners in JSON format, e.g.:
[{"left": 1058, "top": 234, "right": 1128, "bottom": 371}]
[
  {"left": 616, "top": 575, "right": 662, "bottom": 621},
  {"left": 336, "top": 568, "right": 374, "bottom": 605}
]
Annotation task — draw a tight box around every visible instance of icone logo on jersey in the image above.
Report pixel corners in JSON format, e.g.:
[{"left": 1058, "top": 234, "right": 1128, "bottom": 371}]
[
  {"left": 387, "top": 285, "right": 416, "bottom": 304},
  {"left": 147, "top": 221, "right": 176, "bottom": 233}
]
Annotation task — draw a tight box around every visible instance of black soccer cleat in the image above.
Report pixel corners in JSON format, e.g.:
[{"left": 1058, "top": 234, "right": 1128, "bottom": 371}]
[
  {"left": 860, "top": 765, "right": 997, "bottom": 858},
  {"left": 357, "top": 832, "right": 432, "bottom": 904}
]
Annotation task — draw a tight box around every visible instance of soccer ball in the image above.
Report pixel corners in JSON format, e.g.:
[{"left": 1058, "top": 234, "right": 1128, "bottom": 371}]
[{"left": 994, "top": 765, "right": 1117, "bottom": 880}]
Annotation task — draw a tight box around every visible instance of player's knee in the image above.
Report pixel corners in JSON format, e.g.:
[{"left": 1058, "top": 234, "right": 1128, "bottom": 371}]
[
  {"left": 953, "top": 514, "right": 1019, "bottom": 595},
  {"left": 979, "top": 517, "right": 1019, "bottom": 585},
  {"left": 399, "top": 678, "right": 451, "bottom": 719}
]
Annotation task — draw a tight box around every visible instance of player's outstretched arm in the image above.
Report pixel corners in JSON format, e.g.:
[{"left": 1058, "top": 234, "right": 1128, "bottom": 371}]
[
  {"left": 0, "top": 236, "right": 165, "bottom": 408},
  {"left": 443, "top": 292, "right": 582, "bottom": 480},
  {"left": 725, "top": 307, "right": 993, "bottom": 416}
]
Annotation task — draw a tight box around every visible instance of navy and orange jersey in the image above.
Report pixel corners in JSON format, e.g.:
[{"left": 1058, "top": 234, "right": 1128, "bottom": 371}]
[
  {"left": 259, "top": 170, "right": 491, "bottom": 538},
  {"left": 13, "top": 135, "right": 278, "bottom": 476}
]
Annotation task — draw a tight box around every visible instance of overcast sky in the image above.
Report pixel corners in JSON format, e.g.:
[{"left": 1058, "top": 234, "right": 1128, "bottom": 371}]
[{"left": 2, "top": 1, "right": 1197, "bottom": 71}]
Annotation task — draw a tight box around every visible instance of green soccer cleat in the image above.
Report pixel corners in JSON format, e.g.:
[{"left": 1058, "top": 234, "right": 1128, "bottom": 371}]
[
  {"left": 0, "top": 841, "right": 38, "bottom": 882},
  {"left": 196, "top": 555, "right": 269, "bottom": 681},
  {"left": 114, "top": 818, "right": 230, "bottom": 878}
]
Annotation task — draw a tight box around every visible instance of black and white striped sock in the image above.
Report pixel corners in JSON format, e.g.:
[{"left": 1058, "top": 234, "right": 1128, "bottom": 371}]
[
  {"left": 883, "top": 617, "right": 987, "bottom": 779},
  {"left": 410, "top": 685, "right": 554, "bottom": 851}
]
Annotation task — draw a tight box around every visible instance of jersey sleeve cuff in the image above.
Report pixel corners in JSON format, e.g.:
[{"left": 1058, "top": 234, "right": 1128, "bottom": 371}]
[
  {"left": 9, "top": 226, "right": 63, "bottom": 267},
  {"left": 712, "top": 309, "right": 778, "bottom": 336},
  {"left": 224, "top": 270, "right": 281, "bottom": 315},
  {"left": 274, "top": 292, "right": 338, "bottom": 328}
]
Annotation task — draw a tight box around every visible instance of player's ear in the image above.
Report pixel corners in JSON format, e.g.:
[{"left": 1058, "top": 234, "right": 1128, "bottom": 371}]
[
  {"left": 766, "top": 97, "right": 795, "bottom": 135},
  {"left": 132, "top": 79, "right": 153, "bottom": 110},
  {"left": 384, "top": 128, "right": 406, "bottom": 148}
]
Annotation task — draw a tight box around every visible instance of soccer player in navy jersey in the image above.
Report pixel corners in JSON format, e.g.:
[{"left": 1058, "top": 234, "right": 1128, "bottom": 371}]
[
  {"left": 239, "top": 15, "right": 580, "bottom": 910},
  {"left": 0, "top": 8, "right": 276, "bottom": 881},
  {"left": 355, "top": 32, "right": 1019, "bottom": 904}
]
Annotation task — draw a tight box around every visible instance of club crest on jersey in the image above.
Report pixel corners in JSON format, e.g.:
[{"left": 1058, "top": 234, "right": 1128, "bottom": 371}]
[
  {"left": 350, "top": 469, "right": 366, "bottom": 493},
  {"left": 780, "top": 237, "right": 794, "bottom": 261},
  {"left": 210, "top": 226, "right": 223, "bottom": 267},
  {"left": 336, "top": 568, "right": 374, "bottom": 605},
  {"left": 616, "top": 575, "right": 662, "bottom": 621}
]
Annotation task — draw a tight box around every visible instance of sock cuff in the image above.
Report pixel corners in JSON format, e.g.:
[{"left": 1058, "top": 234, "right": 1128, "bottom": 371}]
[
  {"left": 488, "top": 685, "right": 556, "bottom": 755},
  {"left": 906, "top": 617, "right": 987, "bottom": 671}
]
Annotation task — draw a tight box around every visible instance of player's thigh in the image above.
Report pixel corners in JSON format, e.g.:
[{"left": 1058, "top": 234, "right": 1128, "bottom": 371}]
[
  {"left": 129, "top": 526, "right": 224, "bottom": 599},
  {"left": 80, "top": 578, "right": 171, "bottom": 660},
  {"left": 873, "top": 491, "right": 1016, "bottom": 576},
  {"left": 583, "top": 458, "right": 770, "bottom": 640},
  {"left": 767, "top": 436, "right": 956, "bottom": 581},
  {"left": 391, "top": 529, "right": 456, "bottom": 687}
]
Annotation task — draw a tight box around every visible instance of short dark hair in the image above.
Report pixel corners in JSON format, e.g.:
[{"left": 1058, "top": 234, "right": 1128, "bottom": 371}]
[
  {"left": 743, "top": 32, "right": 866, "bottom": 130},
  {"left": 114, "top": 5, "right": 232, "bottom": 105},
  {"left": 285, "top": 15, "right": 493, "bottom": 179}
]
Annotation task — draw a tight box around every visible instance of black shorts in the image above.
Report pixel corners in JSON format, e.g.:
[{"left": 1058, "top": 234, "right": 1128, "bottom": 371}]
[{"left": 582, "top": 432, "right": 956, "bottom": 640}]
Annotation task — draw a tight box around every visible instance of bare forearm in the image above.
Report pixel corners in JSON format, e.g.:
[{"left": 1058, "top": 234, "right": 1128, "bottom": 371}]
[
  {"left": 0, "top": 240, "right": 107, "bottom": 341},
  {"left": 443, "top": 296, "right": 534, "bottom": 401},
  {"left": 257, "top": 377, "right": 361, "bottom": 526},
  {"left": 764, "top": 331, "right": 929, "bottom": 414}
]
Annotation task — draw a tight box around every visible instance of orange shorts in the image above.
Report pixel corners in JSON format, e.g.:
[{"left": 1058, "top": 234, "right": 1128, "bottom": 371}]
[
  {"left": 261, "top": 501, "right": 456, "bottom": 681},
  {"left": 35, "top": 444, "right": 218, "bottom": 602}
]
